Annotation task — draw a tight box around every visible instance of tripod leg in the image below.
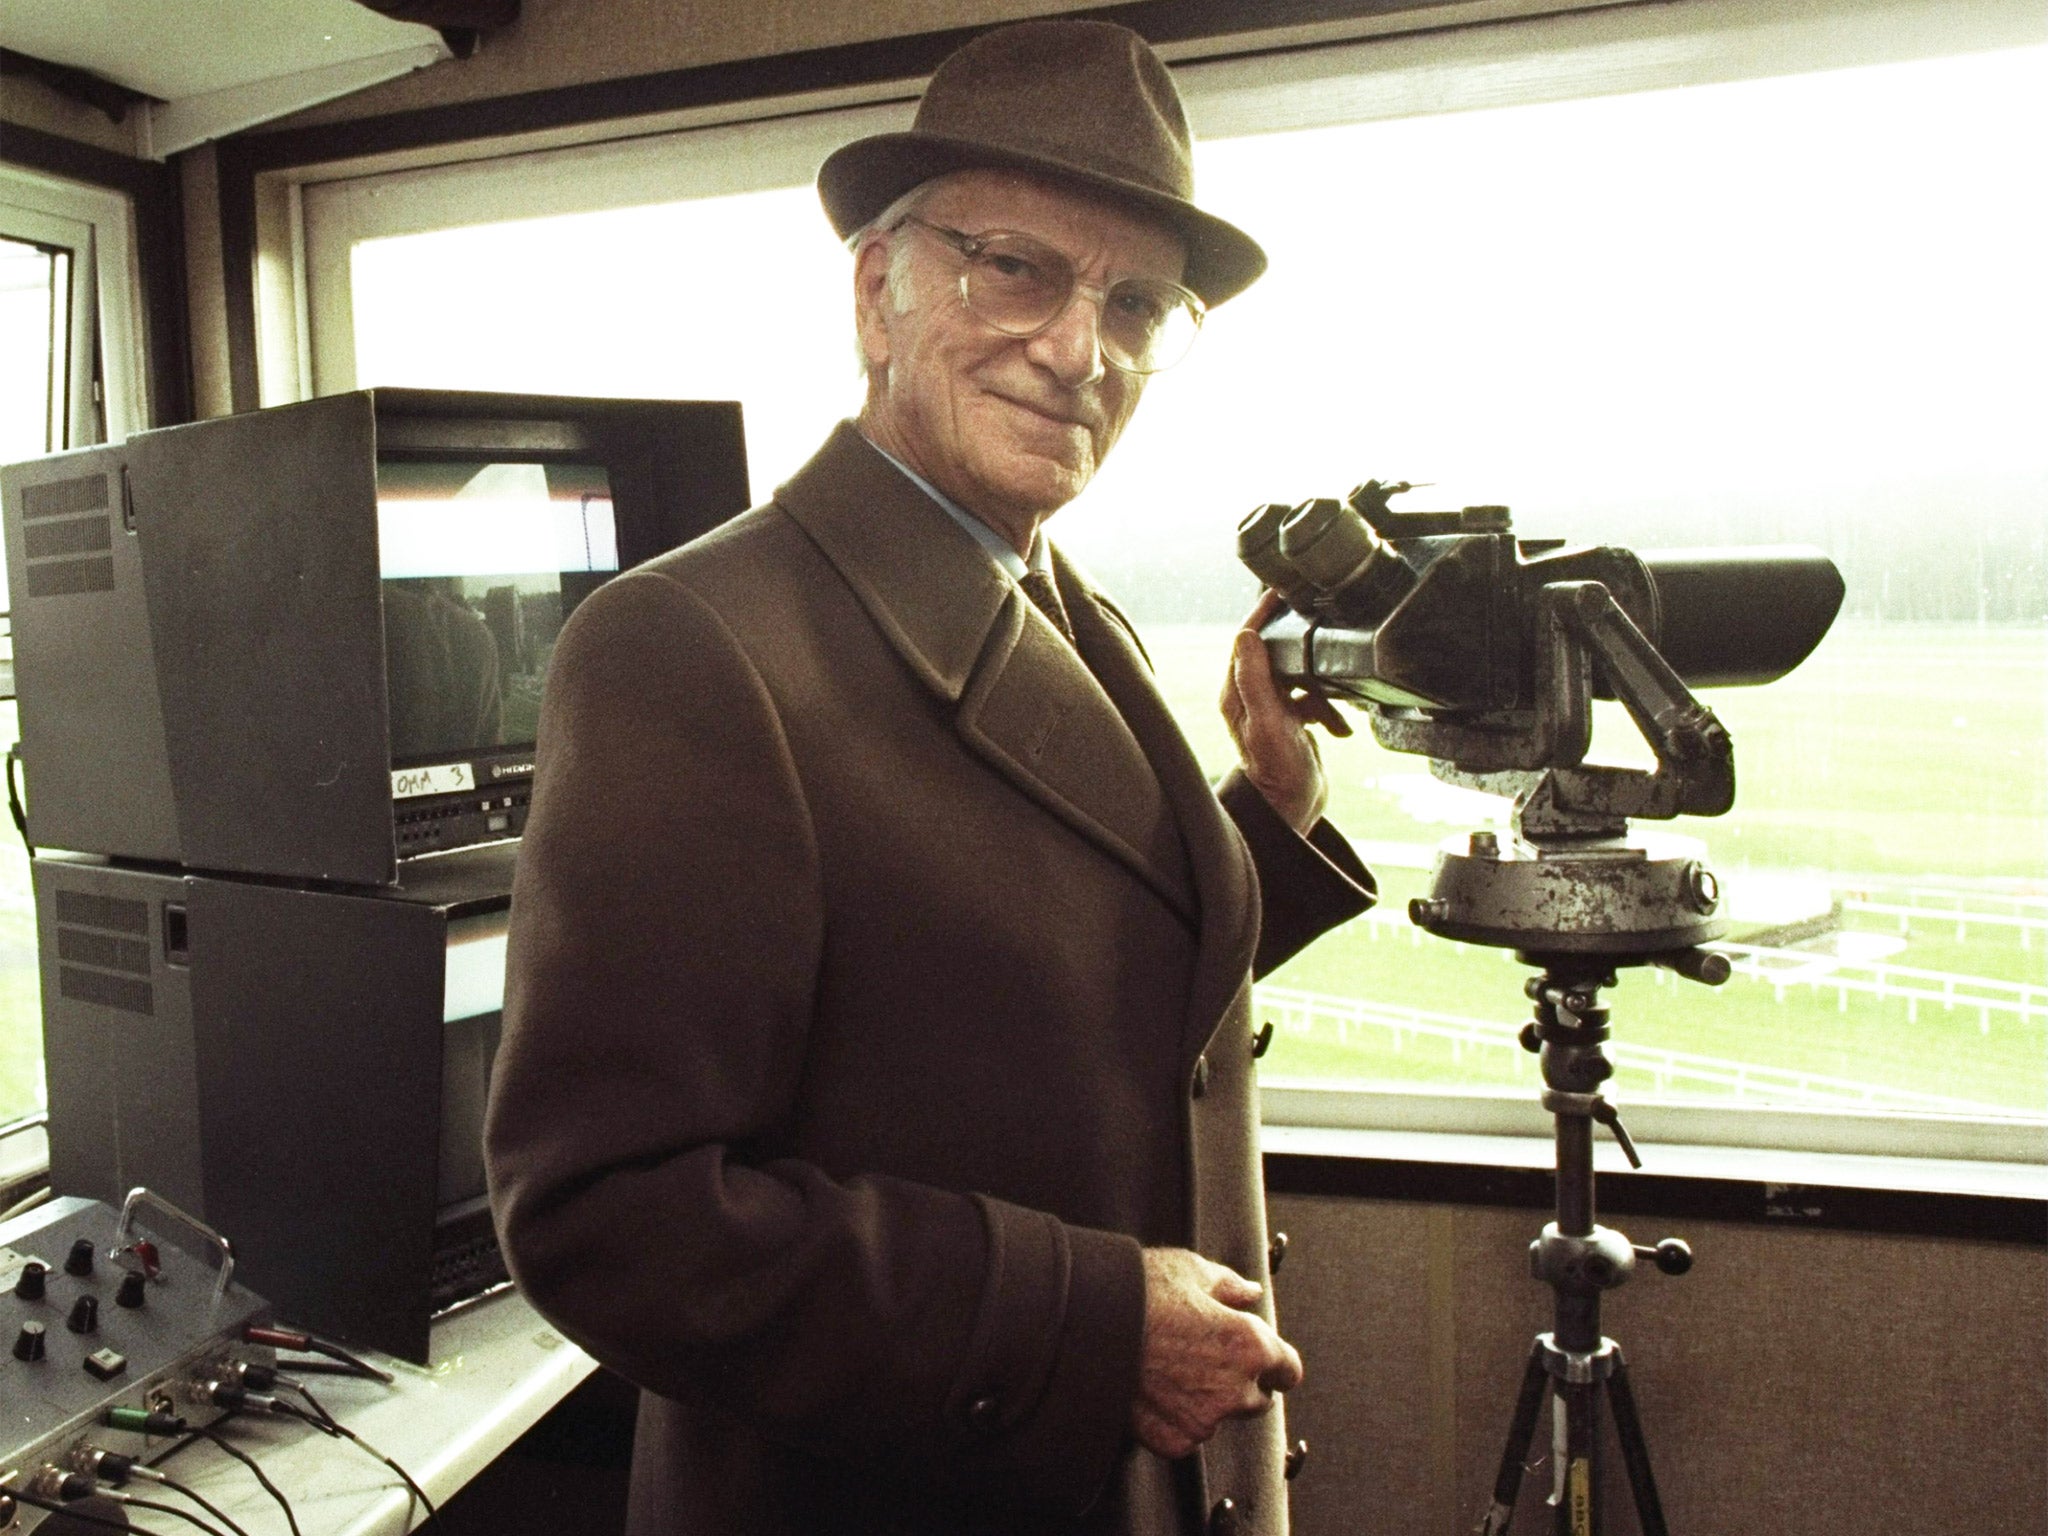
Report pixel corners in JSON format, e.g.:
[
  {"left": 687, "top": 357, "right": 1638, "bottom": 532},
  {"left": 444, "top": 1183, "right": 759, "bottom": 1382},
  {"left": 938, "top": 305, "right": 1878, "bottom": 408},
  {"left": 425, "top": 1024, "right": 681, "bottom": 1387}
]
[
  {"left": 1553, "top": 1379, "right": 1601, "bottom": 1536},
  {"left": 1477, "top": 1341, "right": 1550, "bottom": 1535},
  {"left": 1604, "top": 1349, "right": 1670, "bottom": 1536}
]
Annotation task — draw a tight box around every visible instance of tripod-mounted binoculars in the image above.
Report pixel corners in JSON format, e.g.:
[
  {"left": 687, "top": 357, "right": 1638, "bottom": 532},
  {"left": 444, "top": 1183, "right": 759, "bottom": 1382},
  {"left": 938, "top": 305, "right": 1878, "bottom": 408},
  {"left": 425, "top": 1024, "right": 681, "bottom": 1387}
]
[{"left": 1240, "top": 482, "right": 1844, "bottom": 1535}]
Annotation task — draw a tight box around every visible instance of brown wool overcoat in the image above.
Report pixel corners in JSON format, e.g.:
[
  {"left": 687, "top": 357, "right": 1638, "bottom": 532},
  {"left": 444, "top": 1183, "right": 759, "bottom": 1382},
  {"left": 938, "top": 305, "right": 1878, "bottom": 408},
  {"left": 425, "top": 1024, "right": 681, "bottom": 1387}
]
[{"left": 485, "top": 423, "right": 1374, "bottom": 1536}]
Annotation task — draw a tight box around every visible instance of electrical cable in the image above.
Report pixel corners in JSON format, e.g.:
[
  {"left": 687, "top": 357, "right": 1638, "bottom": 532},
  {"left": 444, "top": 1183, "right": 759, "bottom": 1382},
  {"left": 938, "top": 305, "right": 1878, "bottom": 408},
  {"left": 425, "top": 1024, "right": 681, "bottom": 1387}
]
[
  {"left": 199, "top": 1422, "right": 304, "bottom": 1536},
  {"left": 243, "top": 1324, "right": 393, "bottom": 1384},
  {"left": 106, "top": 1490, "right": 237, "bottom": 1536},
  {"left": 71, "top": 1445, "right": 257, "bottom": 1536},
  {"left": 275, "top": 1376, "right": 342, "bottom": 1433},
  {"left": 272, "top": 1356, "right": 384, "bottom": 1377},
  {"left": 270, "top": 1399, "right": 439, "bottom": 1529},
  {"left": 300, "top": 1336, "right": 391, "bottom": 1383},
  {"left": 5, "top": 742, "right": 34, "bottom": 859},
  {"left": 0, "top": 1183, "right": 52, "bottom": 1223},
  {"left": 2, "top": 1483, "right": 179, "bottom": 1536},
  {"left": 132, "top": 1466, "right": 260, "bottom": 1536}
]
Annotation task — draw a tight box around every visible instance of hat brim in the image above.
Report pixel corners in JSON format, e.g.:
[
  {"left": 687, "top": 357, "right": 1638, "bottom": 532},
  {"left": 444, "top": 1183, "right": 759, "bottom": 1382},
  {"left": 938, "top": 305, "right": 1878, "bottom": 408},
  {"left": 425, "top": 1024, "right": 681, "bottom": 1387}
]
[{"left": 818, "top": 131, "right": 1267, "bottom": 307}]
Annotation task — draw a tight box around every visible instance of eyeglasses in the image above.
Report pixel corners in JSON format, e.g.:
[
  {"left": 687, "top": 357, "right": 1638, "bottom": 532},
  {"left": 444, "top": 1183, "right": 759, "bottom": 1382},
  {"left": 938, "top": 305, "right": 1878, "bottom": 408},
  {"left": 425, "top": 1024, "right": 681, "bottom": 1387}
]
[{"left": 895, "top": 216, "right": 1205, "bottom": 376}]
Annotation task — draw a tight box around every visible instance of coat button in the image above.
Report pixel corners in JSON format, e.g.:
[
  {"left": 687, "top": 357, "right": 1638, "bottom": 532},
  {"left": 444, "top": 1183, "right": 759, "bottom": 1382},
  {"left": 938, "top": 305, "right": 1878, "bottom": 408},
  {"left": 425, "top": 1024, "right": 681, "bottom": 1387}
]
[
  {"left": 1208, "top": 1496, "right": 1242, "bottom": 1535},
  {"left": 1191, "top": 1054, "right": 1211, "bottom": 1099},
  {"left": 964, "top": 1394, "right": 1000, "bottom": 1430}
]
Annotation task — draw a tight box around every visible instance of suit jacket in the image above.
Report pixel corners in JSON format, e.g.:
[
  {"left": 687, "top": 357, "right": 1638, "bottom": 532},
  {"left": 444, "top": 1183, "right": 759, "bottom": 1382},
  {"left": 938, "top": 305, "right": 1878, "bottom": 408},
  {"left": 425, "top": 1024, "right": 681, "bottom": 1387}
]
[{"left": 485, "top": 422, "right": 1374, "bottom": 1536}]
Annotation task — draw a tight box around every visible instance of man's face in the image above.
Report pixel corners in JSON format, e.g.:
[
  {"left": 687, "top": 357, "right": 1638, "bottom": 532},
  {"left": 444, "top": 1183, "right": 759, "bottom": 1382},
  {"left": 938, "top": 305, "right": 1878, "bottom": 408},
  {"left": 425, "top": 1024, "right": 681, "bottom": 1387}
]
[{"left": 855, "top": 169, "right": 1188, "bottom": 551}]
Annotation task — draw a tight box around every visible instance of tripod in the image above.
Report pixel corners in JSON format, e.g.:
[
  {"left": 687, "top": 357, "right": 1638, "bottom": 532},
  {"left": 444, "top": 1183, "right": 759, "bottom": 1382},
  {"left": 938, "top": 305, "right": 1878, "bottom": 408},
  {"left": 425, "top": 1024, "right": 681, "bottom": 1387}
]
[{"left": 1474, "top": 952, "right": 1713, "bottom": 1536}]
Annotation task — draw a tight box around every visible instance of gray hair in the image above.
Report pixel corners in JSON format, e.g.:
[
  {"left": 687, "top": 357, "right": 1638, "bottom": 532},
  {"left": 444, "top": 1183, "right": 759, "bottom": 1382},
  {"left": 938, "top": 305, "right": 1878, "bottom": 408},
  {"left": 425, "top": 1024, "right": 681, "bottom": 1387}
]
[{"left": 849, "top": 176, "right": 956, "bottom": 374}]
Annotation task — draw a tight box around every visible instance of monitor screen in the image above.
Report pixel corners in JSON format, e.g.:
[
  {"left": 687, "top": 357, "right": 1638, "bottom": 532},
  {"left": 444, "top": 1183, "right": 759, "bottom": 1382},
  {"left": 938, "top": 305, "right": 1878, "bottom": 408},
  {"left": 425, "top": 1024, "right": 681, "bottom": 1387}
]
[{"left": 377, "top": 459, "right": 618, "bottom": 773}]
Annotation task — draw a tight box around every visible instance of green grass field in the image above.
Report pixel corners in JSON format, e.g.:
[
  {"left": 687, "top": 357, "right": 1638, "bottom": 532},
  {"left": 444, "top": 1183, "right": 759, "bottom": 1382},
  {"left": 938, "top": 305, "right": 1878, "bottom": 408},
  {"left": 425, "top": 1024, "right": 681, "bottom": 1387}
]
[{"left": 0, "top": 623, "right": 2041, "bottom": 1122}]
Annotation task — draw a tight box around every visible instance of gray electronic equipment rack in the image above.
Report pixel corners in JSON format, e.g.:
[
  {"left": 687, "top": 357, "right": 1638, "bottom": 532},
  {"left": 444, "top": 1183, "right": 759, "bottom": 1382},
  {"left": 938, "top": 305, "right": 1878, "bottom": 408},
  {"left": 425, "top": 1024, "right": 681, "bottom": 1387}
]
[
  {"left": 7, "top": 387, "right": 747, "bottom": 1368},
  {"left": 0, "top": 387, "right": 749, "bottom": 886},
  {"left": 35, "top": 842, "right": 518, "bottom": 1365}
]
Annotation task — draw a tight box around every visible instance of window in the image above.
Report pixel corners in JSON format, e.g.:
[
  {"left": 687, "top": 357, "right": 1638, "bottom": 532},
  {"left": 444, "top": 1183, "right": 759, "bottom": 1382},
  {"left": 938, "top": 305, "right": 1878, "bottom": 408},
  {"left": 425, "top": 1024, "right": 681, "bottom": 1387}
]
[
  {"left": 0, "top": 167, "right": 146, "bottom": 1146},
  {"left": 290, "top": 3, "right": 2046, "bottom": 1160}
]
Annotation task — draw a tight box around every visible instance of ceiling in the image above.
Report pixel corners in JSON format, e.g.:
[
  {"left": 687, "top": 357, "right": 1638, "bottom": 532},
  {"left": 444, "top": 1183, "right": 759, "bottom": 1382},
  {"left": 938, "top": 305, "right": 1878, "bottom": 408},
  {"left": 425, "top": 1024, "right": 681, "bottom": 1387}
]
[
  {"left": 0, "top": 0, "right": 448, "bottom": 153},
  {"left": 0, "top": 0, "right": 438, "bottom": 100}
]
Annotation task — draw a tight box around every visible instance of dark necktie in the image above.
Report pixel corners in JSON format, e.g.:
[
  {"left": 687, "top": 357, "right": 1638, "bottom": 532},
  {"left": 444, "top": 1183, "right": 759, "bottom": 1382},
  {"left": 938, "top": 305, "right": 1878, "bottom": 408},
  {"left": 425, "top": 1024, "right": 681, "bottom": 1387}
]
[{"left": 1019, "top": 567, "right": 1077, "bottom": 645}]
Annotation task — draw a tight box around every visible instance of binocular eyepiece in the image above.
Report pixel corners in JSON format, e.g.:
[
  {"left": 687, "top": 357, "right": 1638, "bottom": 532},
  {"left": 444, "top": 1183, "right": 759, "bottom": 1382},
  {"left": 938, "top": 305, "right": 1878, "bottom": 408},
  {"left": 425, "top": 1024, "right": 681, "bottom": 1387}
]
[{"left": 1238, "top": 490, "right": 1419, "bottom": 626}]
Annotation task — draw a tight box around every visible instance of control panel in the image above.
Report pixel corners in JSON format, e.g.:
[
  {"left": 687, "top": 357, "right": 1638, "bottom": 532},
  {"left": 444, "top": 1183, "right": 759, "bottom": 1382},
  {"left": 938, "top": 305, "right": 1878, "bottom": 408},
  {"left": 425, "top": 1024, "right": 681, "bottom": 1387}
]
[{"left": 0, "top": 1194, "right": 271, "bottom": 1529}]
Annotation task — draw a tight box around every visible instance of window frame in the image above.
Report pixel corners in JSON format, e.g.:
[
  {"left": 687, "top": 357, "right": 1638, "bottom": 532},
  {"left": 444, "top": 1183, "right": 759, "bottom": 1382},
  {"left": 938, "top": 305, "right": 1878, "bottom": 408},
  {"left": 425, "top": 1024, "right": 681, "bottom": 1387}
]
[
  {"left": 0, "top": 165, "right": 153, "bottom": 1164},
  {"left": 0, "top": 203, "right": 92, "bottom": 457},
  {"left": 262, "top": 0, "right": 2048, "bottom": 1179},
  {"left": 0, "top": 164, "right": 151, "bottom": 445}
]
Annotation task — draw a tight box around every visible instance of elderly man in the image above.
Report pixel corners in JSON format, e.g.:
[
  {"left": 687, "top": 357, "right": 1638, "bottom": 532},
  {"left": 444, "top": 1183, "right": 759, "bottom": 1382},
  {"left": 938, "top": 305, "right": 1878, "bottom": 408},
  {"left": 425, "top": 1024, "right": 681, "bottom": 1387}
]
[{"left": 485, "top": 19, "right": 1374, "bottom": 1536}]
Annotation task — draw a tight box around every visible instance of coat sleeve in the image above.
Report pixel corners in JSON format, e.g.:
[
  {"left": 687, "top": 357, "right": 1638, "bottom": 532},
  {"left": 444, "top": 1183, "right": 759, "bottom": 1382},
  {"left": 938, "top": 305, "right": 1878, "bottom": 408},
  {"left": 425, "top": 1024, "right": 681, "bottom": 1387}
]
[
  {"left": 1216, "top": 768, "right": 1377, "bottom": 978},
  {"left": 484, "top": 569, "right": 1144, "bottom": 1513}
]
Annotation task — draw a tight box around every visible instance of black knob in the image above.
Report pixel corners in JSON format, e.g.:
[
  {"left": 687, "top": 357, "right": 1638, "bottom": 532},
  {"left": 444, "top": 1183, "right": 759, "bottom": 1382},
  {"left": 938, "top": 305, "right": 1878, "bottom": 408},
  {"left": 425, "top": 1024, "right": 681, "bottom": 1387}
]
[
  {"left": 1653, "top": 1238, "right": 1693, "bottom": 1275},
  {"left": 66, "top": 1238, "right": 96, "bottom": 1277},
  {"left": 13, "top": 1320, "right": 46, "bottom": 1361},
  {"left": 68, "top": 1295, "right": 100, "bottom": 1334},
  {"left": 1517, "top": 1022, "right": 1542, "bottom": 1054},
  {"left": 116, "top": 1272, "right": 148, "bottom": 1309},
  {"left": 1267, "top": 1231, "right": 1289, "bottom": 1275},
  {"left": 13, "top": 1260, "right": 45, "bottom": 1300}
]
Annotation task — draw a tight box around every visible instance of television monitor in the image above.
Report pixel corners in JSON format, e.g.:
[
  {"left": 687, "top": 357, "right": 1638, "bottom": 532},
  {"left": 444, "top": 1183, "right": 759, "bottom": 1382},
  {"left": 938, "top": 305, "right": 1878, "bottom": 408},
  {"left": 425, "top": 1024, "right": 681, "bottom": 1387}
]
[
  {"left": 0, "top": 388, "right": 749, "bottom": 885},
  {"left": 377, "top": 456, "right": 621, "bottom": 856}
]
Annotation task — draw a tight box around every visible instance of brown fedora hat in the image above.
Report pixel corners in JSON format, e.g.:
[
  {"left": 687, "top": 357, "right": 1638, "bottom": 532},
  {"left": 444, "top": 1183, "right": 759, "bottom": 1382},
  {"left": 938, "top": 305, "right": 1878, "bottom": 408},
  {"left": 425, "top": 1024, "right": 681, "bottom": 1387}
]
[{"left": 817, "top": 19, "right": 1265, "bottom": 306}]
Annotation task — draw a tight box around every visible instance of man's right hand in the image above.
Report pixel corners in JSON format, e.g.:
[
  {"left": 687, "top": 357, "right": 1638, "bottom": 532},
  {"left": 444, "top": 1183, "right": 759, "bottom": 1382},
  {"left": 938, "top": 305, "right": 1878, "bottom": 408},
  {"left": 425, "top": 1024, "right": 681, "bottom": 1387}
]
[{"left": 1131, "top": 1246, "right": 1305, "bottom": 1459}]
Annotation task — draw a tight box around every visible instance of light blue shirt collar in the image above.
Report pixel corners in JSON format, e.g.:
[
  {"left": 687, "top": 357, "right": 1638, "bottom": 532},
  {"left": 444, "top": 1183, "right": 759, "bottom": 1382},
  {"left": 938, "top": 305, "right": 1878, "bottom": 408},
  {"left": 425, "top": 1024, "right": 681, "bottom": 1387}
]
[{"left": 866, "top": 439, "right": 1048, "bottom": 581}]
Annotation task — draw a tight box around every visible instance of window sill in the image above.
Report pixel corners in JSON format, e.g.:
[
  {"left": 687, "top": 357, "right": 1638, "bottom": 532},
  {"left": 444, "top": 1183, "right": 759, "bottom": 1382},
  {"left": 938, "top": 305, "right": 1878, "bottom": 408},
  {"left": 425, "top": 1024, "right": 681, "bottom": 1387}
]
[{"left": 1260, "top": 1120, "right": 2047, "bottom": 1245}]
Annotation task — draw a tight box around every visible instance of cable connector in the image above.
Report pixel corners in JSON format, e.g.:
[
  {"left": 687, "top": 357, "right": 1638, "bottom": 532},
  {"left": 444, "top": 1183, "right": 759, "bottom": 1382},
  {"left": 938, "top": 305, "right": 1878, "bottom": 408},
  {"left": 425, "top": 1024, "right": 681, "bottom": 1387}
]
[
  {"left": 204, "top": 1381, "right": 287, "bottom": 1414},
  {"left": 65, "top": 1443, "right": 138, "bottom": 1485},
  {"left": 24, "top": 1463, "right": 92, "bottom": 1502},
  {"left": 242, "top": 1324, "right": 393, "bottom": 1384},
  {"left": 102, "top": 1404, "right": 188, "bottom": 1436}
]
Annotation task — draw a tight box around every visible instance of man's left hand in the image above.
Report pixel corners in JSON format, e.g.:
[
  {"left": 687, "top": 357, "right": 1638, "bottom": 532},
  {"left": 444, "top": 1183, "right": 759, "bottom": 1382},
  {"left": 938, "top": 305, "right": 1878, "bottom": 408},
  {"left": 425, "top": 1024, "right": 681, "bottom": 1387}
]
[{"left": 1220, "top": 591, "right": 1352, "bottom": 835}]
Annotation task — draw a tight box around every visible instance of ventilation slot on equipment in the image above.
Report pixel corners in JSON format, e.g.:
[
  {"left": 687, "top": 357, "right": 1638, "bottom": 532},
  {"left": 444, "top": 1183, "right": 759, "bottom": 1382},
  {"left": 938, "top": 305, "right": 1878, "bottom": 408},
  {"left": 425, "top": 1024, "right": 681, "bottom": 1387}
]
[
  {"left": 51, "top": 887, "right": 154, "bottom": 1015},
  {"left": 53, "top": 888, "right": 149, "bottom": 934},
  {"left": 19, "top": 472, "right": 115, "bottom": 597},
  {"left": 58, "top": 966, "right": 153, "bottom": 1015}
]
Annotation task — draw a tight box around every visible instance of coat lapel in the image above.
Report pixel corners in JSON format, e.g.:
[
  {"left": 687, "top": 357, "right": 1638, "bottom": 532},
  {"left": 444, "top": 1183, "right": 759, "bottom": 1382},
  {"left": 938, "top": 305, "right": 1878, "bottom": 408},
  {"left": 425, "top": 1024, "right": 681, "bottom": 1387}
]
[
  {"left": 1058, "top": 554, "right": 1259, "bottom": 1063},
  {"left": 774, "top": 424, "right": 1196, "bottom": 924}
]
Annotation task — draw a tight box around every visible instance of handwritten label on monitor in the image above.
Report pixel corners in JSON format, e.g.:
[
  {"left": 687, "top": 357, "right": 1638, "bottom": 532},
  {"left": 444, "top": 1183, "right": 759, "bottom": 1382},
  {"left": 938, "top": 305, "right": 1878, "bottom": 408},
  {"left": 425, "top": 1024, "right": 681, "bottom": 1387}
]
[{"left": 392, "top": 763, "right": 477, "bottom": 800}]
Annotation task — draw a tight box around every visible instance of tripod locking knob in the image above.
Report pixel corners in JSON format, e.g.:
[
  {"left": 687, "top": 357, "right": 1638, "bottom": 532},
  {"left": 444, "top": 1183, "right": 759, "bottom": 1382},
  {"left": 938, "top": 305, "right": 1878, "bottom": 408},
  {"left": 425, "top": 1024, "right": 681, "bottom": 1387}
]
[{"left": 1634, "top": 1238, "right": 1693, "bottom": 1276}]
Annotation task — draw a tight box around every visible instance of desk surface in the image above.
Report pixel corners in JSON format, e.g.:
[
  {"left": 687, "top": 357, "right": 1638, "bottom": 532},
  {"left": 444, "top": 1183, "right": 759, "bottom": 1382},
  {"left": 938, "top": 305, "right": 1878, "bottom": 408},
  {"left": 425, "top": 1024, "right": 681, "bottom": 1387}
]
[{"left": 147, "top": 1291, "right": 596, "bottom": 1536}]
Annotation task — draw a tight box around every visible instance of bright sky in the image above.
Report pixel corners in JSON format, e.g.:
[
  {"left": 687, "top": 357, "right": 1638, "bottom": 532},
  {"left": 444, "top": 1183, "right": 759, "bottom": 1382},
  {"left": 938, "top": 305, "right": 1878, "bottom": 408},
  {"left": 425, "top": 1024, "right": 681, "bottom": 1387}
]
[
  {"left": 350, "top": 44, "right": 2047, "bottom": 575},
  {"left": 0, "top": 239, "right": 60, "bottom": 465}
]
